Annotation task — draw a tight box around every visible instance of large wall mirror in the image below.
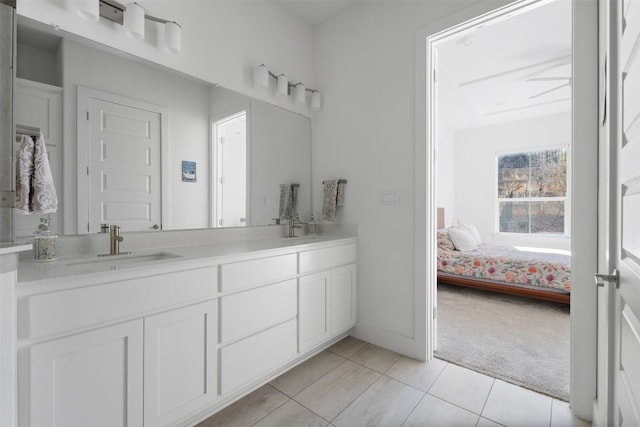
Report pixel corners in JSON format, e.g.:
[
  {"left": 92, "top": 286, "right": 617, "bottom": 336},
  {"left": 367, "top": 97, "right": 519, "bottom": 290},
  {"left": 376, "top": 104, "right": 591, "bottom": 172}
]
[{"left": 14, "top": 17, "right": 311, "bottom": 237}]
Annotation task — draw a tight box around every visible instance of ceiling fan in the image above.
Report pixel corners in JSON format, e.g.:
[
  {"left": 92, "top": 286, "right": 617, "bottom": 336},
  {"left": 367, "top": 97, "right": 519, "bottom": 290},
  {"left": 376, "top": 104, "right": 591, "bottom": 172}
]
[{"left": 526, "top": 77, "right": 572, "bottom": 99}]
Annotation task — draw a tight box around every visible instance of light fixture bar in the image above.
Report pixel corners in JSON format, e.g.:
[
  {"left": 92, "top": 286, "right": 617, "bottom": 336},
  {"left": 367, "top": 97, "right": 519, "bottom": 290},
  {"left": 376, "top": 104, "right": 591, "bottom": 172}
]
[
  {"left": 265, "top": 70, "right": 319, "bottom": 93},
  {"left": 98, "top": 0, "right": 181, "bottom": 30}
]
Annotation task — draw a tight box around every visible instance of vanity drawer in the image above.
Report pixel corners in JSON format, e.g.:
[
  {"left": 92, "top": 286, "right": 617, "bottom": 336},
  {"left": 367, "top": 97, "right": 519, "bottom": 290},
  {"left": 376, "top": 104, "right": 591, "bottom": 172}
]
[
  {"left": 220, "top": 253, "right": 297, "bottom": 293},
  {"left": 220, "top": 279, "right": 297, "bottom": 344},
  {"left": 219, "top": 319, "right": 297, "bottom": 394},
  {"left": 22, "top": 266, "right": 218, "bottom": 340},
  {"left": 299, "top": 244, "right": 356, "bottom": 274}
]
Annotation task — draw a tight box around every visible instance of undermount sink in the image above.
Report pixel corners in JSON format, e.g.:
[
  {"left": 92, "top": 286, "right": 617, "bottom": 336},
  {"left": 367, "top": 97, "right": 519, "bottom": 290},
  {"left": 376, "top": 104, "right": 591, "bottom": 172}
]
[{"left": 64, "top": 252, "right": 182, "bottom": 271}]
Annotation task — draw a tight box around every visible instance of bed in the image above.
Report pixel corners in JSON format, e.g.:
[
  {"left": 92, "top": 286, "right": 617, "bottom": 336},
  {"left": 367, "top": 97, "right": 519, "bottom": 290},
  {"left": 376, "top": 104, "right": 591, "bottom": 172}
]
[{"left": 436, "top": 212, "right": 571, "bottom": 304}]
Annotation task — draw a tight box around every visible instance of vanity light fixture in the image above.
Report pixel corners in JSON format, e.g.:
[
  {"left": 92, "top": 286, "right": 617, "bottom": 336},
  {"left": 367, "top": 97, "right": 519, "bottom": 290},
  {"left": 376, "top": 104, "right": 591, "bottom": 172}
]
[
  {"left": 310, "top": 90, "right": 321, "bottom": 111},
  {"left": 254, "top": 64, "right": 321, "bottom": 110},
  {"left": 82, "top": 0, "right": 183, "bottom": 53}
]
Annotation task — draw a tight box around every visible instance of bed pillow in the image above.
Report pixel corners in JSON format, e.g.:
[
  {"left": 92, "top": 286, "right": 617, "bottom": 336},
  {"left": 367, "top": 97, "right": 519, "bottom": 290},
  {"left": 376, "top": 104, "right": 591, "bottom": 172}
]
[
  {"left": 460, "top": 222, "right": 482, "bottom": 245},
  {"left": 437, "top": 229, "right": 456, "bottom": 251},
  {"left": 447, "top": 226, "right": 478, "bottom": 251}
]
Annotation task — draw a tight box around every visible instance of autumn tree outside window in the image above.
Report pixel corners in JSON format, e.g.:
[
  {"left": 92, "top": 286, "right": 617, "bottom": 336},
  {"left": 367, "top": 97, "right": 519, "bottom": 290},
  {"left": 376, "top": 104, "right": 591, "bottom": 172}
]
[{"left": 497, "top": 147, "right": 568, "bottom": 235}]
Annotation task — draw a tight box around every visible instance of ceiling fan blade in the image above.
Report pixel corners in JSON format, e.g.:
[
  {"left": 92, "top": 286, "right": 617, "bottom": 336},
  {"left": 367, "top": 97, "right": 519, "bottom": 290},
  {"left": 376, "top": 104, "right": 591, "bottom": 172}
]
[
  {"left": 527, "top": 77, "right": 571, "bottom": 82},
  {"left": 529, "top": 82, "right": 570, "bottom": 99}
]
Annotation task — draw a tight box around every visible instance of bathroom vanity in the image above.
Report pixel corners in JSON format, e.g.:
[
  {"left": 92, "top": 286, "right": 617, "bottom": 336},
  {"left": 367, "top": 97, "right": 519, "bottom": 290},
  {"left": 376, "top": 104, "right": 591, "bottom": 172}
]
[{"left": 16, "top": 234, "right": 357, "bottom": 427}]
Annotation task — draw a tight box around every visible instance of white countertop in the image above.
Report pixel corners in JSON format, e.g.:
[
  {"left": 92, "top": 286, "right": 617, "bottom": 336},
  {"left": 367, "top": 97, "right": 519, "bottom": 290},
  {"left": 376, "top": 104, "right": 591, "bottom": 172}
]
[
  {"left": 0, "top": 242, "right": 33, "bottom": 256},
  {"left": 17, "top": 235, "right": 356, "bottom": 291}
]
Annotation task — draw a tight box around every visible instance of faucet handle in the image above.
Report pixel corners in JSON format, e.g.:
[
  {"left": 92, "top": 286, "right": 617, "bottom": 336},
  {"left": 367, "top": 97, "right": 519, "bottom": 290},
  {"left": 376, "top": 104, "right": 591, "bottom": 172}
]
[{"left": 100, "top": 223, "right": 110, "bottom": 233}]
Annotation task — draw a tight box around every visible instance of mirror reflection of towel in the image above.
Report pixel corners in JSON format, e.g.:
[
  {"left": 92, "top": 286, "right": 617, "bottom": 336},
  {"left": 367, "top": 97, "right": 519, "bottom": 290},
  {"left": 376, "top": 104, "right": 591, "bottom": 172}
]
[
  {"left": 15, "top": 133, "right": 58, "bottom": 215},
  {"left": 336, "top": 181, "right": 346, "bottom": 207},
  {"left": 279, "top": 184, "right": 293, "bottom": 221},
  {"left": 322, "top": 179, "right": 338, "bottom": 222}
]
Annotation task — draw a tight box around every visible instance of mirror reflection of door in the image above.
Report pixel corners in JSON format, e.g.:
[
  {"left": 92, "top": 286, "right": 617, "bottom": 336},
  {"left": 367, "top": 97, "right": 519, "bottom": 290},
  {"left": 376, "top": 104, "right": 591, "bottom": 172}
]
[
  {"left": 213, "top": 111, "right": 247, "bottom": 227},
  {"left": 83, "top": 89, "right": 162, "bottom": 233}
]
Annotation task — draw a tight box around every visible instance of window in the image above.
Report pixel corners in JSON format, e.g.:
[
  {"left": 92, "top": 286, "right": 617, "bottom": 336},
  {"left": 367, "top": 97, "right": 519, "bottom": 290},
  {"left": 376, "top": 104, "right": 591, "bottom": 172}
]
[{"left": 497, "top": 148, "right": 567, "bottom": 235}]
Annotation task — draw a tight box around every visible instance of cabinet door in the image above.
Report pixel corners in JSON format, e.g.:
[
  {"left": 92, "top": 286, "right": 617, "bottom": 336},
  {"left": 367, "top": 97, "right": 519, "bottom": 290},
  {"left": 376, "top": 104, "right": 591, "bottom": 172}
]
[
  {"left": 29, "top": 319, "right": 143, "bottom": 427},
  {"left": 331, "top": 264, "right": 357, "bottom": 335},
  {"left": 299, "top": 271, "right": 331, "bottom": 352},
  {"left": 144, "top": 301, "right": 217, "bottom": 427}
]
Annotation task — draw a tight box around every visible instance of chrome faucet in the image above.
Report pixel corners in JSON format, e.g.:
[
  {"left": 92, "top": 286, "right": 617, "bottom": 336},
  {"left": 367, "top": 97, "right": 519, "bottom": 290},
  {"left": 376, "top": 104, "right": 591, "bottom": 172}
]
[{"left": 288, "top": 218, "right": 302, "bottom": 238}]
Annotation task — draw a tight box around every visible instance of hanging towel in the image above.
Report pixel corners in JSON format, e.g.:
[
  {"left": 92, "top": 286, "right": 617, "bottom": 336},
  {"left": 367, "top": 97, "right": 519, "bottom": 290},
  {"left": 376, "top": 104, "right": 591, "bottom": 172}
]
[
  {"left": 279, "top": 184, "right": 293, "bottom": 221},
  {"left": 15, "top": 135, "right": 34, "bottom": 214},
  {"left": 15, "top": 133, "right": 58, "bottom": 214},
  {"left": 322, "top": 179, "right": 338, "bottom": 222},
  {"left": 291, "top": 183, "right": 300, "bottom": 219},
  {"left": 336, "top": 180, "right": 346, "bottom": 207}
]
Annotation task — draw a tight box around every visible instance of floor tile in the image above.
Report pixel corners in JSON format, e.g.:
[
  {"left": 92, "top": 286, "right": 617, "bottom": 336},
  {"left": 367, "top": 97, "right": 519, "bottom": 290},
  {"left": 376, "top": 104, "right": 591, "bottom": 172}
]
[
  {"left": 428, "top": 363, "right": 494, "bottom": 414},
  {"left": 271, "top": 351, "right": 345, "bottom": 396},
  {"left": 294, "top": 359, "right": 381, "bottom": 421},
  {"left": 482, "top": 380, "right": 552, "bottom": 427},
  {"left": 253, "top": 400, "right": 328, "bottom": 427},
  {"left": 349, "top": 343, "right": 403, "bottom": 373},
  {"left": 333, "top": 376, "right": 423, "bottom": 427},
  {"left": 476, "top": 417, "right": 504, "bottom": 427},
  {"left": 196, "top": 384, "right": 288, "bottom": 427},
  {"left": 387, "top": 356, "right": 447, "bottom": 391},
  {"left": 327, "top": 336, "right": 368, "bottom": 358},
  {"left": 403, "top": 394, "right": 479, "bottom": 427},
  {"left": 550, "top": 399, "right": 591, "bottom": 427}
]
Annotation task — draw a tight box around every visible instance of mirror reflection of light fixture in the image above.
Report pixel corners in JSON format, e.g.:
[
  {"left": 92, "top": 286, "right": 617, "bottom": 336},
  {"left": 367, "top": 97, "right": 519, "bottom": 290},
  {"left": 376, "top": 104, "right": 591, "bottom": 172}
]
[
  {"left": 277, "top": 74, "right": 289, "bottom": 95},
  {"left": 294, "top": 83, "right": 306, "bottom": 103},
  {"left": 253, "top": 64, "right": 322, "bottom": 110},
  {"left": 77, "top": 0, "right": 100, "bottom": 21},
  {"left": 124, "top": 2, "right": 145, "bottom": 40},
  {"left": 85, "top": 0, "right": 182, "bottom": 53},
  {"left": 310, "top": 91, "right": 321, "bottom": 111},
  {"left": 165, "top": 21, "right": 182, "bottom": 54}
]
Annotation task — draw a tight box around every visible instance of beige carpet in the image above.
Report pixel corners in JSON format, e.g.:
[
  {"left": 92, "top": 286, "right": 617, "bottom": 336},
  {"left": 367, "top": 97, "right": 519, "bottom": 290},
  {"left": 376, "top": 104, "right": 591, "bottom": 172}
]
[{"left": 435, "top": 283, "right": 570, "bottom": 401}]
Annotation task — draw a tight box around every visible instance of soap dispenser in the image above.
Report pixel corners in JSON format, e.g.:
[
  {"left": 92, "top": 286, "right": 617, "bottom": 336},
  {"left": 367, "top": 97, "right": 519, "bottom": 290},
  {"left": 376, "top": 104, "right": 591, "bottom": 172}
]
[
  {"left": 307, "top": 214, "right": 316, "bottom": 235},
  {"left": 33, "top": 217, "right": 58, "bottom": 262}
]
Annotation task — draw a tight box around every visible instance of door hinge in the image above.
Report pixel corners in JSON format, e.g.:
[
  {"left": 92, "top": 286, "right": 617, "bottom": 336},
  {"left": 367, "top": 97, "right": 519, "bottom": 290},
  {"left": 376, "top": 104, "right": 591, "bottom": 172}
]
[
  {"left": 86, "top": 166, "right": 89, "bottom": 175},
  {"left": 87, "top": 222, "right": 90, "bottom": 232},
  {"left": 219, "top": 137, "right": 225, "bottom": 145},
  {"left": 219, "top": 177, "right": 225, "bottom": 184},
  {"left": 433, "top": 69, "right": 437, "bottom": 83},
  {"left": 86, "top": 111, "right": 89, "bottom": 120},
  {"left": 219, "top": 219, "right": 225, "bottom": 226}
]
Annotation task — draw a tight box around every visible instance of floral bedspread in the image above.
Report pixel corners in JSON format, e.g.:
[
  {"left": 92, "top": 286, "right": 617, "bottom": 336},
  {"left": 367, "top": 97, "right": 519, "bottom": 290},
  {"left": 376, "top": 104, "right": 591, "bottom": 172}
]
[{"left": 437, "top": 244, "right": 571, "bottom": 293}]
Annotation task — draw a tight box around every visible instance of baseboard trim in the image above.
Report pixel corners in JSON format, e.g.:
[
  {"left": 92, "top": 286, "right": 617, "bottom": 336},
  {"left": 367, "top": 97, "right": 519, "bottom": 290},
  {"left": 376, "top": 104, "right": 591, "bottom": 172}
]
[{"left": 351, "top": 322, "right": 422, "bottom": 360}]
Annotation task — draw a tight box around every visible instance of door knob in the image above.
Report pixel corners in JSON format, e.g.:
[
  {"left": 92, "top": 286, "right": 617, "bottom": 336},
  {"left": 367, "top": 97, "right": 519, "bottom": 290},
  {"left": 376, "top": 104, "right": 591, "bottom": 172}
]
[{"left": 594, "top": 269, "right": 619, "bottom": 288}]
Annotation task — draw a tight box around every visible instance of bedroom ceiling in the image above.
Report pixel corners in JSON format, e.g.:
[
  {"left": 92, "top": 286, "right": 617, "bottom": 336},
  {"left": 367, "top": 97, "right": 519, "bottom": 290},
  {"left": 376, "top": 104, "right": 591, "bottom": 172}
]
[{"left": 436, "top": 0, "right": 571, "bottom": 131}]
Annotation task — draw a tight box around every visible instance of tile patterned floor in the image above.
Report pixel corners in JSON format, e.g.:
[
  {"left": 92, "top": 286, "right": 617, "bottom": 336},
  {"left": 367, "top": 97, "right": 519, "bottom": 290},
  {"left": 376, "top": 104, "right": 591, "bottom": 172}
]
[{"left": 197, "top": 337, "right": 591, "bottom": 427}]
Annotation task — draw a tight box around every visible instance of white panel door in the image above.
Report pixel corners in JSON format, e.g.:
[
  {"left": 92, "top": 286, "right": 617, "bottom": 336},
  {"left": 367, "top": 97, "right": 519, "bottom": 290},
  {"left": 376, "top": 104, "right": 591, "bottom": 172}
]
[
  {"left": 29, "top": 320, "right": 143, "bottom": 427},
  {"left": 144, "top": 301, "right": 217, "bottom": 427},
  {"left": 87, "top": 97, "right": 161, "bottom": 232},
  {"left": 299, "top": 271, "right": 330, "bottom": 352},
  {"left": 331, "top": 264, "right": 357, "bottom": 335},
  {"left": 610, "top": 0, "right": 640, "bottom": 424}
]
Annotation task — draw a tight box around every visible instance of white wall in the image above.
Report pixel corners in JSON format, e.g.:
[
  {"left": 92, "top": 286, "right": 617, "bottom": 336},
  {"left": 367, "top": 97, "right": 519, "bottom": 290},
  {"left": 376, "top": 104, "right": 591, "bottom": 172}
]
[
  {"left": 312, "top": 1, "right": 512, "bottom": 356},
  {"left": 454, "top": 113, "right": 571, "bottom": 250},
  {"left": 436, "top": 124, "right": 456, "bottom": 227},
  {"left": 17, "top": 0, "right": 314, "bottom": 117},
  {"left": 16, "top": 42, "right": 60, "bottom": 86},
  {"left": 61, "top": 39, "right": 211, "bottom": 233}
]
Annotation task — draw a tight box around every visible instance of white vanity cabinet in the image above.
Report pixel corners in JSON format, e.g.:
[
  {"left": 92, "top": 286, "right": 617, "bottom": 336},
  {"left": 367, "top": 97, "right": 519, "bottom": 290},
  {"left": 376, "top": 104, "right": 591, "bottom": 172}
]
[
  {"left": 298, "top": 243, "right": 357, "bottom": 351},
  {"left": 18, "top": 237, "right": 357, "bottom": 427},
  {"left": 29, "top": 319, "right": 144, "bottom": 427},
  {"left": 144, "top": 301, "right": 217, "bottom": 427}
]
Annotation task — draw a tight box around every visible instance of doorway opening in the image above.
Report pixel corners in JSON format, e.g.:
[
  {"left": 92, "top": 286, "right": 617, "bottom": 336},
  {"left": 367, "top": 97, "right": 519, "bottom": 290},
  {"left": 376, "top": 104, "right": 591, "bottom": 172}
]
[
  {"left": 428, "top": 0, "right": 572, "bottom": 400},
  {"left": 211, "top": 110, "right": 248, "bottom": 228}
]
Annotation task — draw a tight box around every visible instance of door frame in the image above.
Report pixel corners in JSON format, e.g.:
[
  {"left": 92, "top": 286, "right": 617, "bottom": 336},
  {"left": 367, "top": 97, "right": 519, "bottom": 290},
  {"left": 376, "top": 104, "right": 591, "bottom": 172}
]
[
  {"left": 209, "top": 102, "right": 251, "bottom": 228},
  {"left": 77, "top": 87, "right": 169, "bottom": 233},
  {"left": 416, "top": 0, "right": 598, "bottom": 420}
]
